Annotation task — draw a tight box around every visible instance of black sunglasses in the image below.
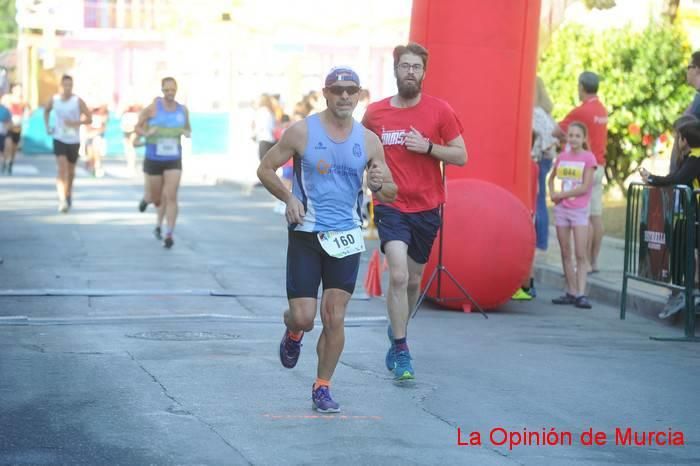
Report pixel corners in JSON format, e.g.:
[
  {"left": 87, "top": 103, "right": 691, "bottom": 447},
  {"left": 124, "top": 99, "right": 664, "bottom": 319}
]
[{"left": 327, "top": 86, "right": 360, "bottom": 96}]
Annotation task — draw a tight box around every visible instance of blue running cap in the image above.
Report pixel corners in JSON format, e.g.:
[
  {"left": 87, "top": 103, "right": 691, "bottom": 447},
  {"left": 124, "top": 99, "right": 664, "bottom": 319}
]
[{"left": 324, "top": 66, "right": 360, "bottom": 87}]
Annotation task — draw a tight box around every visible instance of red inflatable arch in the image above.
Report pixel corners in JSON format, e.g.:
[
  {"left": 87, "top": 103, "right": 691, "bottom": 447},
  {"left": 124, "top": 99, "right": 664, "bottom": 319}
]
[{"left": 409, "top": 0, "right": 541, "bottom": 310}]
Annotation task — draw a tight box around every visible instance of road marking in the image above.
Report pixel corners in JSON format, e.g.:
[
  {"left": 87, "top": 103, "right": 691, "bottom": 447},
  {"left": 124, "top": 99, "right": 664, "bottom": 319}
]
[
  {"left": 0, "top": 288, "right": 370, "bottom": 300},
  {"left": 0, "top": 314, "right": 387, "bottom": 326}
]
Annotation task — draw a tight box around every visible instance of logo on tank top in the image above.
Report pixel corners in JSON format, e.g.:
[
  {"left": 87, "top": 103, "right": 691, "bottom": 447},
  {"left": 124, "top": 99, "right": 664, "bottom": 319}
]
[
  {"left": 317, "top": 159, "right": 330, "bottom": 174},
  {"left": 315, "top": 159, "right": 359, "bottom": 177},
  {"left": 353, "top": 143, "right": 362, "bottom": 158},
  {"left": 314, "top": 141, "right": 327, "bottom": 150},
  {"left": 380, "top": 127, "right": 406, "bottom": 146}
]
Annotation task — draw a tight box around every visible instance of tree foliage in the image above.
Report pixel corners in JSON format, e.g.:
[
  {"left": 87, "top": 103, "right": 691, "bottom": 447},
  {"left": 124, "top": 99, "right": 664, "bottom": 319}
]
[
  {"left": 584, "top": 0, "right": 616, "bottom": 10},
  {"left": 583, "top": 0, "right": 682, "bottom": 23},
  {"left": 539, "top": 22, "right": 694, "bottom": 192},
  {"left": 0, "top": 0, "right": 17, "bottom": 52}
]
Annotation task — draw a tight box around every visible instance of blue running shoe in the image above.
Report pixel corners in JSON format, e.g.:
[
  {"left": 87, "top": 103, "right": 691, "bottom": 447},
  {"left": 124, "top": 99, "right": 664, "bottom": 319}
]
[
  {"left": 393, "top": 350, "right": 415, "bottom": 381},
  {"left": 311, "top": 384, "right": 340, "bottom": 413},
  {"left": 385, "top": 325, "right": 396, "bottom": 371},
  {"left": 279, "top": 330, "right": 303, "bottom": 369}
]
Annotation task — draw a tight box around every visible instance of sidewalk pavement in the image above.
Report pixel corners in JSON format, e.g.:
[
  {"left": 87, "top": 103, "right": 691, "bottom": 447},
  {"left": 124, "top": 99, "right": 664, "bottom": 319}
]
[{"left": 534, "top": 227, "right": 673, "bottom": 326}]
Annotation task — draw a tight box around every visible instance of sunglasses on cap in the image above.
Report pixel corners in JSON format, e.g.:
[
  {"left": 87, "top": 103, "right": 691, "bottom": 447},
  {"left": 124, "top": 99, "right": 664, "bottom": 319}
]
[{"left": 327, "top": 86, "right": 361, "bottom": 96}]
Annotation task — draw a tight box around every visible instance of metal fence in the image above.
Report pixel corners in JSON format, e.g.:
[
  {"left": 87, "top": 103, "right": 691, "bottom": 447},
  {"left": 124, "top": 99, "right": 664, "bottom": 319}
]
[{"left": 620, "top": 182, "right": 698, "bottom": 341}]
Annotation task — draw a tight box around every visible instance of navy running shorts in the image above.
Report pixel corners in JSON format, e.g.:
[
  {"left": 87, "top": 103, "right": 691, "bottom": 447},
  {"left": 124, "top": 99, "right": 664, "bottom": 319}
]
[
  {"left": 143, "top": 158, "right": 183, "bottom": 175},
  {"left": 373, "top": 204, "right": 441, "bottom": 264},
  {"left": 286, "top": 230, "right": 361, "bottom": 299},
  {"left": 53, "top": 140, "right": 80, "bottom": 164}
]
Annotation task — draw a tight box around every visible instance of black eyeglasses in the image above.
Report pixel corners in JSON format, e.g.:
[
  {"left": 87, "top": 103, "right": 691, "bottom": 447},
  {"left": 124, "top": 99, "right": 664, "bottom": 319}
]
[
  {"left": 688, "top": 64, "right": 698, "bottom": 70},
  {"left": 397, "top": 63, "right": 424, "bottom": 73},
  {"left": 327, "top": 86, "right": 360, "bottom": 96}
]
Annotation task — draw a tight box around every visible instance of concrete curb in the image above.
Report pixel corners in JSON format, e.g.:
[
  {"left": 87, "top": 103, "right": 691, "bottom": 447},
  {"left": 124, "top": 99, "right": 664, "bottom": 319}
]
[{"left": 533, "top": 263, "right": 685, "bottom": 328}]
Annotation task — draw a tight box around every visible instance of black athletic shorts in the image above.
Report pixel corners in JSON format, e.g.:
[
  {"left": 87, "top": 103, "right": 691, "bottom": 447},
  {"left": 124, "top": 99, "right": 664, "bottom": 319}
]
[
  {"left": 8, "top": 130, "right": 20, "bottom": 145},
  {"left": 53, "top": 140, "right": 81, "bottom": 164},
  {"left": 286, "top": 230, "right": 361, "bottom": 299},
  {"left": 374, "top": 204, "right": 441, "bottom": 264},
  {"left": 143, "top": 158, "right": 182, "bottom": 175}
]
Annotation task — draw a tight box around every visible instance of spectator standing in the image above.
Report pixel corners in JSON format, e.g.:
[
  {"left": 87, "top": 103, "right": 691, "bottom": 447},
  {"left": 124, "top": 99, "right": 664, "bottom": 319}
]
[
  {"left": 549, "top": 122, "right": 597, "bottom": 309},
  {"left": 555, "top": 71, "right": 608, "bottom": 274},
  {"left": 532, "top": 76, "right": 558, "bottom": 251},
  {"left": 254, "top": 94, "right": 277, "bottom": 161}
]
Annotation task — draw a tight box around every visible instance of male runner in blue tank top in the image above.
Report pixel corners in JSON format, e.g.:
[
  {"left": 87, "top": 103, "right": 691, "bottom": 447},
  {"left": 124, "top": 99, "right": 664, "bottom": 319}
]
[
  {"left": 135, "top": 77, "right": 191, "bottom": 248},
  {"left": 257, "top": 67, "right": 397, "bottom": 413}
]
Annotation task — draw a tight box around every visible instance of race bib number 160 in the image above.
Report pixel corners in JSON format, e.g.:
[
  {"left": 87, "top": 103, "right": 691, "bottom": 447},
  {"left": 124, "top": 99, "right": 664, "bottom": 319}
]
[{"left": 318, "top": 227, "right": 366, "bottom": 259}]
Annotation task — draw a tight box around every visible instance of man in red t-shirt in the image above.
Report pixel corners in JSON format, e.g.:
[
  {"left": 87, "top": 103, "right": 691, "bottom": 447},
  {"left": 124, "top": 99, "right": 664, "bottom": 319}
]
[
  {"left": 555, "top": 71, "right": 608, "bottom": 274},
  {"left": 362, "top": 42, "right": 467, "bottom": 382}
]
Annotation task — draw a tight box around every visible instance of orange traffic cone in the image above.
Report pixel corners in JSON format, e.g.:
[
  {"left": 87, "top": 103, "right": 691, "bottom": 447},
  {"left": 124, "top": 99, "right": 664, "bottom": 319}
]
[{"left": 364, "top": 249, "right": 383, "bottom": 297}]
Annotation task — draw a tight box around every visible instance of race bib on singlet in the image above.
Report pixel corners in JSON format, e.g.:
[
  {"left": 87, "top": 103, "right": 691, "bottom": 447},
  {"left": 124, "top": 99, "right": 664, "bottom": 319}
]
[
  {"left": 58, "top": 126, "right": 78, "bottom": 139},
  {"left": 156, "top": 138, "right": 179, "bottom": 156},
  {"left": 318, "top": 227, "right": 365, "bottom": 259},
  {"left": 11, "top": 115, "right": 21, "bottom": 126}
]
